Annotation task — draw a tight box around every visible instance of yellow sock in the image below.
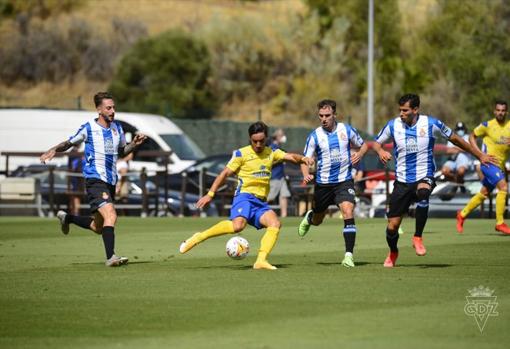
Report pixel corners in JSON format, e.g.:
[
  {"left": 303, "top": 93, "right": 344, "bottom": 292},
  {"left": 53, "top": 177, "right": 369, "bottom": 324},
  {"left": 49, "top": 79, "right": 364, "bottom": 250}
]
[
  {"left": 461, "top": 192, "right": 486, "bottom": 218},
  {"left": 196, "top": 220, "right": 235, "bottom": 243},
  {"left": 256, "top": 227, "right": 280, "bottom": 262},
  {"left": 496, "top": 191, "right": 507, "bottom": 225}
]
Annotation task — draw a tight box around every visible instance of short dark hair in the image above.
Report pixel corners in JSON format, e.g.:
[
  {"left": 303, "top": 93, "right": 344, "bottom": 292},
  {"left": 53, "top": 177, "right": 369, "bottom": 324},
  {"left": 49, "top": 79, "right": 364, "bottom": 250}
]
[
  {"left": 317, "top": 99, "right": 336, "bottom": 113},
  {"left": 399, "top": 94, "right": 420, "bottom": 108},
  {"left": 495, "top": 100, "right": 508, "bottom": 108},
  {"left": 248, "top": 121, "right": 268, "bottom": 137},
  {"left": 94, "top": 92, "right": 114, "bottom": 107}
]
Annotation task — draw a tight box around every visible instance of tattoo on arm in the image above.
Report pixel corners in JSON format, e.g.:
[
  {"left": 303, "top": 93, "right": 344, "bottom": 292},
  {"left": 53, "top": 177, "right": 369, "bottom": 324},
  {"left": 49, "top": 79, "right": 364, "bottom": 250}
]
[
  {"left": 54, "top": 140, "right": 73, "bottom": 153},
  {"left": 120, "top": 143, "right": 137, "bottom": 157}
]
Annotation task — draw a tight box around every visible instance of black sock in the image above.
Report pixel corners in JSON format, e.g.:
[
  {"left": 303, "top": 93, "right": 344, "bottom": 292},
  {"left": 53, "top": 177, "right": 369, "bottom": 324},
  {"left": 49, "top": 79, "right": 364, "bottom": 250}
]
[
  {"left": 415, "top": 201, "right": 429, "bottom": 237},
  {"left": 66, "top": 215, "right": 93, "bottom": 230},
  {"left": 386, "top": 228, "right": 399, "bottom": 252},
  {"left": 343, "top": 218, "right": 356, "bottom": 253},
  {"left": 101, "top": 226, "right": 115, "bottom": 259}
]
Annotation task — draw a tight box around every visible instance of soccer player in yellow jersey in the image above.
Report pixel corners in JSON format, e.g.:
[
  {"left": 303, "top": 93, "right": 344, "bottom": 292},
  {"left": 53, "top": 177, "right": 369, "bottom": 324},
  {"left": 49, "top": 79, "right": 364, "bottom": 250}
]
[
  {"left": 457, "top": 100, "right": 510, "bottom": 235},
  {"left": 179, "top": 121, "right": 314, "bottom": 270}
]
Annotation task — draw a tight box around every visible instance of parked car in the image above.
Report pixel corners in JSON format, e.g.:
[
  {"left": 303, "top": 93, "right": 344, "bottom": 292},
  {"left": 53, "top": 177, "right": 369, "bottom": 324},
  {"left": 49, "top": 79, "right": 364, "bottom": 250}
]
[{"left": 11, "top": 164, "right": 217, "bottom": 217}]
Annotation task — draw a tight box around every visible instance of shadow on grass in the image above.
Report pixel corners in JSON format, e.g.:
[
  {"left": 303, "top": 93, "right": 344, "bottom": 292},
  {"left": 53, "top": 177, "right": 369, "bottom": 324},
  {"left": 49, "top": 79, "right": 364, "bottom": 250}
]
[
  {"left": 192, "top": 263, "right": 292, "bottom": 270},
  {"left": 71, "top": 260, "right": 157, "bottom": 266},
  {"left": 316, "top": 261, "right": 376, "bottom": 267},
  {"left": 398, "top": 263, "right": 452, "bottom": 268}
]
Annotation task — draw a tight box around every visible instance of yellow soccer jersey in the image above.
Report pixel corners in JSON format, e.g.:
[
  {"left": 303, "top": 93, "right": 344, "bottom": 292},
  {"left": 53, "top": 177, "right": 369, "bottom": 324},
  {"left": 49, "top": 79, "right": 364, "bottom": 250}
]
[
  {"left": 226, "top": 145, "right": 286, "bottom": 200},
  {"left": 474, "top": 119, "right": 510, "bottom": 169}
]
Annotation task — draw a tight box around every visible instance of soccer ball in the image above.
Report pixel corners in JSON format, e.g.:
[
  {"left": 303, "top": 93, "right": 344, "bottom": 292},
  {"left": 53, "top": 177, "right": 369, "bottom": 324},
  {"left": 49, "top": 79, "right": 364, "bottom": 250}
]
[{"left": 226, "top": 236, "right": 250, "bottom": 260}]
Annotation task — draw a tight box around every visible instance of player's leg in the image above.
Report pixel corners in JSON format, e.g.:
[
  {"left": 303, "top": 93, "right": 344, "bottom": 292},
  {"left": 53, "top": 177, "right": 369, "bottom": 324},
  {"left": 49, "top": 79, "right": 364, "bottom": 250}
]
[
  {"left": 457, "top": 164, "right": 498, "bottom": 232},
  {"left": 413, "top": 179, "right": 433, "bottom": 256},
  {"left": 96, "top": 203, "right": 126, "bottom": 266},
  {"left": 383, "top": 182, "right": 412, "bottom": 267},
  {"left": 298, "top": 184, "right": 332, "bottom": 237},
  {"left": 335, "top": 181, "right": 357, "bottom": 267},
  {"left": 279, "top": 180, "right": 291, "bottom": 218},
  {"left": 179, "top": 195, "right": 250, "bottom": 254},
  {"left": 254, "top": 210, "right": 281, "bottom": 270},
  {"left": 495, "top": 179, "right": 510, "bottom": 234},
  {"left": 339, "top": 201, "right": 356, "bottom": 267}
]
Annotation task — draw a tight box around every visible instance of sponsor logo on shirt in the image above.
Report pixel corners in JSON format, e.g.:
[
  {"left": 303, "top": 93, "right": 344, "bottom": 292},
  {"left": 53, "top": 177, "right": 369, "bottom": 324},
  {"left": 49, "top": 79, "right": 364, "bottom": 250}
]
[{"left": 406, "top": 137, "right": 419, "bottom": 153}]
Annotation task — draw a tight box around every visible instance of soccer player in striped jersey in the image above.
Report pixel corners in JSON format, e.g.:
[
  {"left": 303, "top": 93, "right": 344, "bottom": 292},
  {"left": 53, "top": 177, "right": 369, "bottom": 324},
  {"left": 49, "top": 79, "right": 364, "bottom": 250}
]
[
  {"left": 373, "top": 94, "right": 497, "bottom": 267},
  {"left": 457, "top": 100, "right": 510, "bottom": 235},
  {"left": 40, "top": 92, "right": 147, "bottom": 267},
  {"left": 179, "top": 121, "right": 314, "bottom": 270},
  {"left": 298, "top": 99, "right": 368, "bottom": 268}
]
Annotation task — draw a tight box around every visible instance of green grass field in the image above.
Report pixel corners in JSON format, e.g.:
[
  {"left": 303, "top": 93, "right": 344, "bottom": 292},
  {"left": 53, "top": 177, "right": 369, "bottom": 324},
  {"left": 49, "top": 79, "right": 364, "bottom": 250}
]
[{"left": 0, "top": 216, "right": 508, "bottom": 348}]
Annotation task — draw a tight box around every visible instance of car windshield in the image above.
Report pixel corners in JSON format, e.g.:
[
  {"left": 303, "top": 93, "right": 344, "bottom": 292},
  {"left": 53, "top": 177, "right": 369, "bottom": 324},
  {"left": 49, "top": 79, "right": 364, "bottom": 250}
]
[
  {"left": 190, "top": 156, "right": 229, "bottom": 174},
  {"left": 160, "top": 134, "right": 205, "bottom": 160}
]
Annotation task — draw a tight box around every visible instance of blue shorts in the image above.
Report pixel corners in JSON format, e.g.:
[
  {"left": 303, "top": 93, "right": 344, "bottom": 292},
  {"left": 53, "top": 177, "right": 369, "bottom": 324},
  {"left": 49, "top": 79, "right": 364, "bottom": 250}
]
[
  {"left": 481, "top": 163, "right": 505, "bottom": 191},
  {"left": 229, "top": 193, "right": 271, "bottom": 230}
]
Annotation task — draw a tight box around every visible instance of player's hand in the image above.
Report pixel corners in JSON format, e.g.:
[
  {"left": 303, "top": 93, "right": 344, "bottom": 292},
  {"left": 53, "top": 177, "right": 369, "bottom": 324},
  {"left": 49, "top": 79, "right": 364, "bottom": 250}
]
[
  {"left": 40, "top": 150, "right": 55, "bottom": 164},
  {"left": 302, "top": 156, "right": 314, "bottom": 167},
  {"left": 351, "top": 151, "right": 362, "bottom": 165},
  {"left": 196, "top": 195, "right": 212, "bottom": 209},
  {"left": 479, "top": 153, "right": 499, "bottom": 167},
  {"left": 378, "top": 150, "right": 392, "bottom": 164},
  {"left": 133, "top": 133, "right": 147, "bottom": 145},
  {"left": 302, "top": 174, "right": 314, "bottom": 185}
]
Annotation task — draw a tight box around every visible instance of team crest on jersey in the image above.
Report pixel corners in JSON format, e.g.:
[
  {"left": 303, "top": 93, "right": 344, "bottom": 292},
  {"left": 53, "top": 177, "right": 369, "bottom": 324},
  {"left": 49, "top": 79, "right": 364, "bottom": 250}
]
[
  {"left": 260, "top": 165, "right": 267, "bottom": 170},
  {"left": 112, "top": 128, "right": 117, "bottom": 135},
  {"left": 340, "top": 132, "right": 347, "bottom": 141},
  {"left": 102, "top": 192, "right": 109, "bottom": 200},
  {"left": 420, "top": 128, "right": 426, "bottom": 137}
]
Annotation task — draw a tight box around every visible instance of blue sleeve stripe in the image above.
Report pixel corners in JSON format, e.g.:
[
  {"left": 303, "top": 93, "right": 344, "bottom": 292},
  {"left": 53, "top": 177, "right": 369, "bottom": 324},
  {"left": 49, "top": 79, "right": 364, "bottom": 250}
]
[{"left": 235, "top": 150, "right": 242, "bottom": 157}]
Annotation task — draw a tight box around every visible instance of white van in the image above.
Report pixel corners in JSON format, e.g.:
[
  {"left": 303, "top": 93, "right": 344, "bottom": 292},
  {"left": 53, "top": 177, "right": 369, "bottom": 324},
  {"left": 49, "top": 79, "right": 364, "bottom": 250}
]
[{"left": 0, "top": 109, "right": 204, "bottom": 174}]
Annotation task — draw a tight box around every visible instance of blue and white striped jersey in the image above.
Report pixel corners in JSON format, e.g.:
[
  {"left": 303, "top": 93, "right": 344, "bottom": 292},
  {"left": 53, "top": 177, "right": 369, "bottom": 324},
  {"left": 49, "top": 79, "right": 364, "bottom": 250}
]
[
  {"left": 375, "top": 115, "right": 453, "bottom": 183},
  {"left": 68, "top": 120, "right": 126, "bottom": 185},
  {"left": 303, "top": 123, "right": 364, "bottom": 184}
]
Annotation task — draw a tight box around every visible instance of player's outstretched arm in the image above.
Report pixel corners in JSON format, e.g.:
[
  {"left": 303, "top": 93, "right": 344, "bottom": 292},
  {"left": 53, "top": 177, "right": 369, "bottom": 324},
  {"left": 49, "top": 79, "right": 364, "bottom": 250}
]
[
  {"left": 40, "top": 140, "right": 74, "bottom": 164},
  {"left": 449, "top": 133, "right": 498, "bottom": 166},
  {"left": 196, "top": 167, "right": 235, "bottom": 209},
  {"left": 372, "top": 142, "right": 392, "bottom": 164},
  {"left": 120, "top": 133, "right": 147, "bottom": 157}
]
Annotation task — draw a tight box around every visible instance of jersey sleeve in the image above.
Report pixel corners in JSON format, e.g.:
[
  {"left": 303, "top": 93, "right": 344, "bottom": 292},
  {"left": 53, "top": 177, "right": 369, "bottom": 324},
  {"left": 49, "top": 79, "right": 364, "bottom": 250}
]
[
  {"left": 226, "top": 149, "right": 243, "bottom": 173},
  {"left": 473, "top": 121, "right": 488, "bottom": 137},
  {"left": 349, "top": 126, "right": 364, "bottom": 147},
  {"left": 374, "top": 121, "right": 392, "bottom": 144},
  {"left": 431, "top": 117, "right": 453, "bottom": 139},
  {"left": 116, "top": 122, "right": 127, "bottom": 147},
  {"left": 272, "top": 148, "right": 286, "bottom": 163},
  {"left": 303, "top": 132, "right": 317, "bottom": 158},
  {"left": 68, "top": 123, "right": 88, "bottom": 145}
]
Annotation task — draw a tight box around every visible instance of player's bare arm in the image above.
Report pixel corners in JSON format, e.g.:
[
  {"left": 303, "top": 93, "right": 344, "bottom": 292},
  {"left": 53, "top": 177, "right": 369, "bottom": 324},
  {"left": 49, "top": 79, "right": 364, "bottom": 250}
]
[
  {"left": 119, "top": 133, "right": 147, "bottom": 157},
  {"left": 372, "top": 141, "right": 392, "bottom": 164},
  {"left": 350, "top": 143, "right": 368, "bottom": 165},
  {"left": 40, "top": 140, "right": 74, "bottom": 164},
  {"left": 450, "top": 133, "right": 498, "bottom": 166},
  {"left": 283, "top": 153, "right": 314, "bottom": 167},
  {"left": 196, "top": 167, "right": 235, "bottom": 209}
]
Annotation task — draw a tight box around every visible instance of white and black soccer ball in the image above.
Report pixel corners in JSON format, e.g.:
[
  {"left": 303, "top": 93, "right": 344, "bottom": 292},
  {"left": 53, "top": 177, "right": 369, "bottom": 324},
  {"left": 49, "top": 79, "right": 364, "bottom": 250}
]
[{"left": 225, "top": 236, "right": 250, "bottom": 260}]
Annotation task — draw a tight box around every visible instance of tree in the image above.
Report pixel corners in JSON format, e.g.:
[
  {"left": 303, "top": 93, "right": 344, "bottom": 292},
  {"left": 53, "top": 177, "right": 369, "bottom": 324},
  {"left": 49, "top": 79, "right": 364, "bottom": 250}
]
[{"left": 109, "top": 30, "right": 218, "bottom": 118}]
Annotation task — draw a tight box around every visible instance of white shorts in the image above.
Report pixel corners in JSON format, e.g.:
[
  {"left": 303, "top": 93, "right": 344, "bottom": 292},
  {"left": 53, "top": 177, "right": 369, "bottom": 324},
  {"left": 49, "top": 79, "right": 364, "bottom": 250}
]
[
  {"left": 268, "top": 178, "right": 291, "bottom": 202},
  {"left": 443, "top": 153, "right": 472, "bottom": 172}
]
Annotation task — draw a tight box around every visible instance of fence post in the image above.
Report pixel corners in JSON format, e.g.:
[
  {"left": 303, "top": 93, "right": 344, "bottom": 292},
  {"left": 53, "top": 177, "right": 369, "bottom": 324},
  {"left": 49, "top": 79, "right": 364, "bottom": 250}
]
[
  {"left": 164, "top": 157, "right": 169, "bottom": 215},
  {"left": 48, "top": 166, "right": 55, "bottom": 217},
  {"left": 180, "top": 172, "right": 187, "bottom": 217},
  {"left": 140, "top": 167, "right": 148, "bottom": 218}
]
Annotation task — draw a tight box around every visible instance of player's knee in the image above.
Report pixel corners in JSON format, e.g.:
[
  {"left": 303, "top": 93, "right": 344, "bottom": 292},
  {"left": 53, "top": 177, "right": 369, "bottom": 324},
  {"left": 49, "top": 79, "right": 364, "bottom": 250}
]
[
  {"left": 416, "top": 188, "right": 431, "bottom": 202},
  {"left": 232, "top": 220, "right": 246, "bottom": 233},
  {"left": 498, "top": 181, "right": 508, "bottom": 192}
]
